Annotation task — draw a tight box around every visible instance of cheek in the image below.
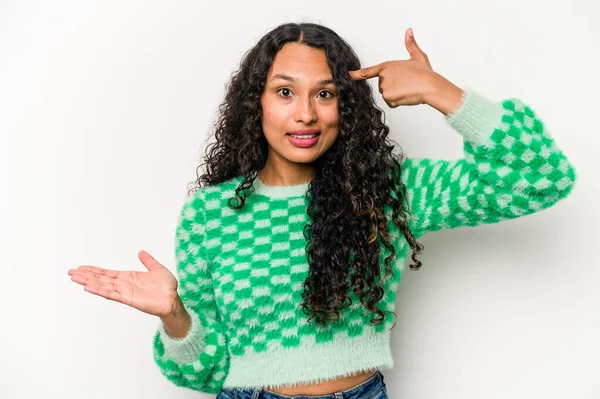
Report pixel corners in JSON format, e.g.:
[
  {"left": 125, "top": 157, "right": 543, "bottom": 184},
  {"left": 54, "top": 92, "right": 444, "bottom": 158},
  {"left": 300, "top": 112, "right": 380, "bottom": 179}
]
[
  {"left": 261, "top": 102, "right": 286, "bottom": 130},
  {"left": 319, "top": 106, "right": 339, "bottom": 128}
]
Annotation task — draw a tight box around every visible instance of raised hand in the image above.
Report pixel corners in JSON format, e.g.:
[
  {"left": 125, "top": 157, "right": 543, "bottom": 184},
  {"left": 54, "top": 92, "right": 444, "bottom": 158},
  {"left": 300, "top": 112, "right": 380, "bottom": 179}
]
[
  {"left": 348, "top": 28, "right": 438, "bottom": 108},
  {"left": 68, "top": 250, "right": 180, "bottom": 318}
]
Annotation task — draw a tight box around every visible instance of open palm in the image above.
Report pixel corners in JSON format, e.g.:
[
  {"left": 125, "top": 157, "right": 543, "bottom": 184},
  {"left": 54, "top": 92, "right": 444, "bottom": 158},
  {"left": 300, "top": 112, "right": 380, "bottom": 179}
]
[{"left": 68, "top": 250, "right": 179, "bottom": 318}]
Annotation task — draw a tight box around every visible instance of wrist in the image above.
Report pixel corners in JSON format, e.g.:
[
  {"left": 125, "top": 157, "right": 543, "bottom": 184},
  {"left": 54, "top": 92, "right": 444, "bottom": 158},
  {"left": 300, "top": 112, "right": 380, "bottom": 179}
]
[
  {"left": 424, "top": 72, "right": 464, "bottom": 116},
  {"left": 160, "top": 297, "right": 192, "bottom": 339},
  {"left": 161, "top": 295, "right": 187, "bottom": 323}
]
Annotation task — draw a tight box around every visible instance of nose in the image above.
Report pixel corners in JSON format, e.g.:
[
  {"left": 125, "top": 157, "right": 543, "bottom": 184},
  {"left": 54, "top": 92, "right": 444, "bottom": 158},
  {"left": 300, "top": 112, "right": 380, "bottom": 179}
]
[{"left": 294, "top": 97, "right": 317, "bottom": 125}]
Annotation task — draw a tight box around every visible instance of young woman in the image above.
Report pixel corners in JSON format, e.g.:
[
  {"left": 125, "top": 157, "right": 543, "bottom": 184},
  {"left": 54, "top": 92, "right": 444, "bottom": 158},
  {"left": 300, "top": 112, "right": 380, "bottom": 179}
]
[{"left": 67, "top": 22, "right": 577, "bottom": 399}]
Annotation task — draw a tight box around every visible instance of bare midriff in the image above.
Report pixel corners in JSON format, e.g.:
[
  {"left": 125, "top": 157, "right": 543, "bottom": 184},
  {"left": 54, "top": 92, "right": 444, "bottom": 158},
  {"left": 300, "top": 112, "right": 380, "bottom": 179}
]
[{"left": 264, "top": 369, "right": 378, "bottom": 396}]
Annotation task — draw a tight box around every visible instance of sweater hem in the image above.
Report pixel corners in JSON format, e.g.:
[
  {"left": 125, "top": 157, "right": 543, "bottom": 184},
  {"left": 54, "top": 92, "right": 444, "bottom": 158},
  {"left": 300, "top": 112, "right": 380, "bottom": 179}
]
[{"left": 222, "top": 329, "right": 394, "bottom": 389}]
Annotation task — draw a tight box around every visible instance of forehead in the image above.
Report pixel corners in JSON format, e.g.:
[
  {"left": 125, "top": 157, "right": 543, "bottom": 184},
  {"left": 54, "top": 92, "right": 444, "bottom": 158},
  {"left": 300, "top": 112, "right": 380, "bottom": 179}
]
[{"left": 267, "top": 43, "right": 332, "bottom": 80}]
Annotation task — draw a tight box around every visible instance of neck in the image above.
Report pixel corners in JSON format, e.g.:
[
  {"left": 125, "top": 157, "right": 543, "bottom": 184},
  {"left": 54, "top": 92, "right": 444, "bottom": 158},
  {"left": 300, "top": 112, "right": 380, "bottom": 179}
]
[{"left": 259, "top": 160, "right": 315, "bottom": 186}]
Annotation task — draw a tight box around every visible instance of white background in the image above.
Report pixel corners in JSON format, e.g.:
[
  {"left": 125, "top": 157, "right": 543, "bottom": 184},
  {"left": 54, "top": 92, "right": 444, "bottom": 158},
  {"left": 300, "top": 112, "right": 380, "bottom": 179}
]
[{"left": 1, "top": 1, "right": 599, "bottom": 398}]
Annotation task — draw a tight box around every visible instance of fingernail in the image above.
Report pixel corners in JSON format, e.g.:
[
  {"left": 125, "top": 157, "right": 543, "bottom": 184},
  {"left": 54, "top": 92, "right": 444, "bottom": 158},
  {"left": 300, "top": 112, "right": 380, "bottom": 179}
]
[{"left": 409, "top": 28, "right": 414, "bottom": 37}]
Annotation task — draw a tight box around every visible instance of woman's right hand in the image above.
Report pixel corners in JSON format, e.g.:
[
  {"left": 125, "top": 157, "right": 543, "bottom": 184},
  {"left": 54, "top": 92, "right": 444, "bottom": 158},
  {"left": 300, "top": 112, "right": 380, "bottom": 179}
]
[{"left": 68, "top": 250, "right": 180, "bottom": 318}]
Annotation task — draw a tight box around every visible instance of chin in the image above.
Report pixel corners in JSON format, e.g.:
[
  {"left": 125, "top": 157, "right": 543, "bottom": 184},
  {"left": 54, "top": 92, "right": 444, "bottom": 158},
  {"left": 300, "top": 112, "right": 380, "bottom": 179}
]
[{"left": 284, "top": 153, "right": 322, "bottom": 164}]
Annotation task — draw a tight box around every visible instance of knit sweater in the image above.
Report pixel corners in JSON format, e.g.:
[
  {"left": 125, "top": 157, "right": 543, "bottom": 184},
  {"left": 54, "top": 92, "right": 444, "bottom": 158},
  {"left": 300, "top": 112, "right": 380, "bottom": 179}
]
[{"left": 151, "top": 91, "right": 577, "bottom": 394}]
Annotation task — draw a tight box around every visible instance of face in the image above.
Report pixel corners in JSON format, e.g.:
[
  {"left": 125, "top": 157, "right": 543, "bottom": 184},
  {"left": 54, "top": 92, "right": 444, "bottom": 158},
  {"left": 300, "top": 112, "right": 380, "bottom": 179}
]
[{"left": 260, "top": 43, "right": 340, "bottom": 171}]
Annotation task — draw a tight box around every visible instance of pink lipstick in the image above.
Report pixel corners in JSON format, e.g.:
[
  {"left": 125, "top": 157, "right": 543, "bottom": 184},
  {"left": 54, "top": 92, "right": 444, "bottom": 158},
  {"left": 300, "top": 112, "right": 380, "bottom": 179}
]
[{"left": 287, "top": 129, "right": 321, "bottom": 148}]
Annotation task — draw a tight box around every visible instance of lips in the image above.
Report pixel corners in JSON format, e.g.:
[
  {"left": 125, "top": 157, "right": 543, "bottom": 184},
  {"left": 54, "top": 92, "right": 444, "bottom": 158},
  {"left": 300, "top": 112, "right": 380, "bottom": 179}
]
[
  {"left": 287, "top": 129, "right": 321, "bottom": 136},
  {"left": 287, "top": 131, "right": 321, "bottom": 148}
]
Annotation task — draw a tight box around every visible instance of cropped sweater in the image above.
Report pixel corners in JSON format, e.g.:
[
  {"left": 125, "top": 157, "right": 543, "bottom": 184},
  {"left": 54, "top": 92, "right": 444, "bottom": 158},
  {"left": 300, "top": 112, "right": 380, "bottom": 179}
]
[{"left": 151, "top": 91, "right": 577, "bottom": 394}]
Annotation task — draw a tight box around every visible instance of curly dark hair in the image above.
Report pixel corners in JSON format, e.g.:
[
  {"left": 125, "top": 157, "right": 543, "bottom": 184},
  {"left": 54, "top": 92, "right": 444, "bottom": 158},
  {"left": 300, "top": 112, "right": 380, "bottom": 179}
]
[{"left": 188, "top": 22, "right": 425, "bottom": 328}]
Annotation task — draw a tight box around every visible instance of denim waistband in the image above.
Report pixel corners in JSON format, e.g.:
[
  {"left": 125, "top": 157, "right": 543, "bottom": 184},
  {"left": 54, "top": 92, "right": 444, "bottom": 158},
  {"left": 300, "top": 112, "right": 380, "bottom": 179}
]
[{"left": 219, "top": 370, "right": 387, "bottom": 399}]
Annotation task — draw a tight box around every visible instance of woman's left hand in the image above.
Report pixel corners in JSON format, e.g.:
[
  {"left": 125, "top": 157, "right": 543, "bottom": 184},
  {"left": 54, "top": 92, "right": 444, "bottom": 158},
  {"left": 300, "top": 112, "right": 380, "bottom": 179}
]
[{"left": 348, "top": 28, "right": 464, "bottom": 115}]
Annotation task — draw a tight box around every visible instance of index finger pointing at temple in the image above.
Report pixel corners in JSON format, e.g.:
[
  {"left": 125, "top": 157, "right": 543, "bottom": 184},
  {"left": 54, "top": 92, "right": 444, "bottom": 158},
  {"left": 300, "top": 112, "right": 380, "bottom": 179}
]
[{"left": 348, "top": 62, "right": 385, "bottom": 81}]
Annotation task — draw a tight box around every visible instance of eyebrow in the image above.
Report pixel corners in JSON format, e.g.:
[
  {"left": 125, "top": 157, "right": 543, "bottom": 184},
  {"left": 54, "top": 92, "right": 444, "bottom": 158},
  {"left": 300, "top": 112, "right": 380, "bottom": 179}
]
[{"left": 270, "top": 73, "right": 334, "bottom": 86}]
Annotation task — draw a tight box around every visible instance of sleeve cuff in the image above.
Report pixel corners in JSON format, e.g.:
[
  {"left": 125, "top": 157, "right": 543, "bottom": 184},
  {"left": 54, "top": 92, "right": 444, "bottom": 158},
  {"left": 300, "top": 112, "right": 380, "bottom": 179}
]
[
  {"left": 157, "top": 307, "right": 206, "bottom": 364},
  {"left": 444, "top": 90, "right": 506, "bottom": 147}
]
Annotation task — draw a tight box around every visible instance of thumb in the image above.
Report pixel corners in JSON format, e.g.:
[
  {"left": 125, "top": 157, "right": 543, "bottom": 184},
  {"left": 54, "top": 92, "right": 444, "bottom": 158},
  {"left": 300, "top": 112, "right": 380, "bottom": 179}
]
[
  {"left": 138, "top": 250, "right": 165, "bottom": 271},
  {"left": 405, "top": 28, "right": 425, "bottom": 60}
]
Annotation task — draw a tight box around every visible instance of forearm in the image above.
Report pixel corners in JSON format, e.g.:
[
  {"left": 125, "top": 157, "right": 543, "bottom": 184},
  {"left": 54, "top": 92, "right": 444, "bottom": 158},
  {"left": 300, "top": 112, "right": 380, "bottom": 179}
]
[
  {"left": 160, "top": 296, "right": 192, "bottom": 339},
  {"left": 424, "top": 72, "right": 464, "bottom": 116}
]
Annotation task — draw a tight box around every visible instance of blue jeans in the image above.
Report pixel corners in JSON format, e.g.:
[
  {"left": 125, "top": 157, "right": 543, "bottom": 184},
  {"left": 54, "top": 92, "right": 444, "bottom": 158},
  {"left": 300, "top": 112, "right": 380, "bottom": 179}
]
[{"left": 217, "top": 370, "right": 388, "bottom": 399}]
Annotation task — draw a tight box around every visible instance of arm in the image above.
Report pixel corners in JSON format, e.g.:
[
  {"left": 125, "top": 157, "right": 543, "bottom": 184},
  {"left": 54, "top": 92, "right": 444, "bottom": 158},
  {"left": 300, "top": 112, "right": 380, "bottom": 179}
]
[
  {"left": 152, "top": 193, "right": 229, "bottom": 394},
  {"left": 401, "top": 83, "right": 578, "bottom": 237}
]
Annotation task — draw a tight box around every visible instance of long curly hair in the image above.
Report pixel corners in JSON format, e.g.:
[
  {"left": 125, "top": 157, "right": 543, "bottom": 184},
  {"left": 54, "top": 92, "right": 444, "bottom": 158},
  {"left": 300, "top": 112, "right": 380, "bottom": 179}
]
[{"left": 189, "top": 22, "right": 425, "bottom": 327}]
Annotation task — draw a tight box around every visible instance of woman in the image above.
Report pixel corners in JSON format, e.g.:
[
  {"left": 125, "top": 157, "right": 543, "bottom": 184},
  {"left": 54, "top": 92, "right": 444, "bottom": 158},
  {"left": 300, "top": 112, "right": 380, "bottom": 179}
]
[{"left": 67, "top": 22, "right": 577, "bottom": 398}]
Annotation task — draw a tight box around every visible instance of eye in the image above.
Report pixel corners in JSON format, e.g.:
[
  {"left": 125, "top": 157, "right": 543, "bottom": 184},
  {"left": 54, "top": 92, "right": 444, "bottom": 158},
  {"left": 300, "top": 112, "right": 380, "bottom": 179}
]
[
  {"left": 318, "top": 90, "right": 334, "bottom": 99},
  {"left": 277, "top": 88, "right": 292, "bottom": 98}
]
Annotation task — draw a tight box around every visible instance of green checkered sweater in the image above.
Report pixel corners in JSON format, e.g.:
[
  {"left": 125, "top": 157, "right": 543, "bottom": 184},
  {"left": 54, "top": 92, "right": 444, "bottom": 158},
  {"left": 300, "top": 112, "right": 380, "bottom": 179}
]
[{"left": 152, "top": 91, "right": 577, "bottom": 394}]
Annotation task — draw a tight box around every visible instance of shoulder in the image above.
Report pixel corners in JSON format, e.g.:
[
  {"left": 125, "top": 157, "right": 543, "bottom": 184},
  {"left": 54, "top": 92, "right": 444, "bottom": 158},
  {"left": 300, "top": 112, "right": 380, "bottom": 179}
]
[
  {"left": 184, "top": 176, "right": 244, "bottom": 203},
  {"left": 180, "top": 175, "right": 249, "bottom": 218}
]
